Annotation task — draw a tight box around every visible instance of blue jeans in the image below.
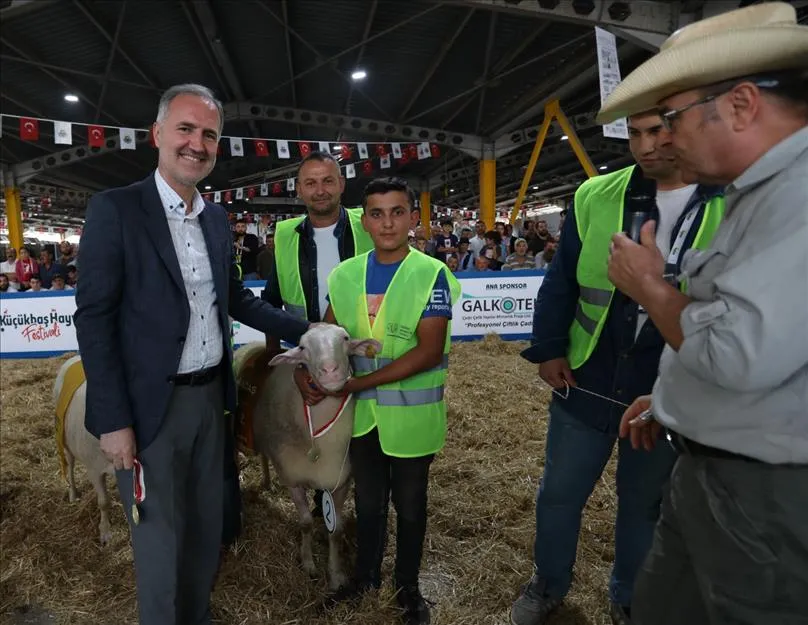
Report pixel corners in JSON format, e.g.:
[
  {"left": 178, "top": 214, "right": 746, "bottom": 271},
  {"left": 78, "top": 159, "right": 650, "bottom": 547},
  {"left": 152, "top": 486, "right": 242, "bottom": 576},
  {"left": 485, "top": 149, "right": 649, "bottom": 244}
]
[{"left": 533, "top": 401, "right": 676, "bottom": 606}]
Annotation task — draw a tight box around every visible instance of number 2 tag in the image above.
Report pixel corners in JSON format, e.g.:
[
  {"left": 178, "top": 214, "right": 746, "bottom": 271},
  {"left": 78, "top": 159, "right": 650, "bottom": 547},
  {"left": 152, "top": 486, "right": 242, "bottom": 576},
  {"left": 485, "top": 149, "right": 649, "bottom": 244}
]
[{"left": 322, "top": 490, "right": 337, "bottom": 534}]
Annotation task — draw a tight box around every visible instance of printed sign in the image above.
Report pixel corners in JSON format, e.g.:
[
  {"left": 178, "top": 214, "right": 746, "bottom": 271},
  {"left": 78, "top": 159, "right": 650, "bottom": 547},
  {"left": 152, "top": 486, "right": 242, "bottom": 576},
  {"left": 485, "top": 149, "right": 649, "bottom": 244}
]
[
  {"left": 0, "top": 292, "right": 78, "bottom": 357},
  {"left": 595, "top": 27, "right": 628, "bottom": 140},
  {"left": 0, "top": 272, "right": 546, "bottom": 358},
  {"left": 451, "top": 271, "right": 544, "bottom": 340}
]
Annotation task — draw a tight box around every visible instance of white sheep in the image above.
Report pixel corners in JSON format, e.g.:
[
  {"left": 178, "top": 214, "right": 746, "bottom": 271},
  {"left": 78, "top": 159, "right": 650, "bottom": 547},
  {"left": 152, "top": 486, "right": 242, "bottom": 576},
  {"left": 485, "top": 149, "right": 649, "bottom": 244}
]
[
  {"left": 53, "top": 355, "right": 114, "bottom": 545},
  {"left": 235, "top": 324, "right": 380, "bottom": 590}
]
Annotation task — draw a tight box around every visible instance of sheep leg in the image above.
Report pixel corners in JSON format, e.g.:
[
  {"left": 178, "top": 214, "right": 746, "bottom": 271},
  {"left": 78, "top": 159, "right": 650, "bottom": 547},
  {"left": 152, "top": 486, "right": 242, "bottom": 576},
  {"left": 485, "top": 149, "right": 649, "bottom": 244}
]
[
  {"left": 289, "top": 486, "right": 317, "bottom": 577},
  {"left": 260, "top": 454, "right": 272, "bottom": 491},
  {"left": 89, "top": 470, "right": 112, "bottom": 547},
  {"left": 327, "top": 481, "right": 351, "bottom": 591},
  {"left": 65, "top": 447, "right": 79, "bottom": 502}
]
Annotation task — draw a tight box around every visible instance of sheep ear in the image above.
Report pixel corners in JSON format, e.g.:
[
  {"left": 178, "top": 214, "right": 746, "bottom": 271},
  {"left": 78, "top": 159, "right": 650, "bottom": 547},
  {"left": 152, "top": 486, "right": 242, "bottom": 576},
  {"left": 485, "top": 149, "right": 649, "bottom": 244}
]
[
  {"left": 348, "top": 339, "right": 382, "bottom": 358},
  {"left": 268, "top": 346, "right": 307, "bottom": 367}
]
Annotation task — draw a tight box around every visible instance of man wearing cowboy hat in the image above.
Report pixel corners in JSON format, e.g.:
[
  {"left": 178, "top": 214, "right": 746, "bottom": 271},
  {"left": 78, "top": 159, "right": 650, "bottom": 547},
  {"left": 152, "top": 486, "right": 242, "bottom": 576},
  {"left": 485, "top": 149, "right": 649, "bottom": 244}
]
[{"left": 600, "top": 3, "right": 808, "bottom": 624}]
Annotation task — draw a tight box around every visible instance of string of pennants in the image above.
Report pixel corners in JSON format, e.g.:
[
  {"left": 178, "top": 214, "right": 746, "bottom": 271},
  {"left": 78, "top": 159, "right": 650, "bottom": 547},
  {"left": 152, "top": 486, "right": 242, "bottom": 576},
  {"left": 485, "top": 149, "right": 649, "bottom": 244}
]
[{"left": 0, "top": 112, "right": 441, "bottom": 169}]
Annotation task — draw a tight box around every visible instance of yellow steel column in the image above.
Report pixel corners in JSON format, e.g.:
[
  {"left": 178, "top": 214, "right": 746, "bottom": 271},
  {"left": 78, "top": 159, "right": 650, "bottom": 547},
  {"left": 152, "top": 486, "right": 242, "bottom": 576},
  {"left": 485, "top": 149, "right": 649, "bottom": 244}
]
[
  {"left": 479, "top": 143, "right": 496, "bottom": 230},
  {"left": 509, "top": 106, "right": 554, "bottom": 225},
  {"left": 420, "top": 189, "right": 432, "bottom": 238},
  {"left": 4, "top": 186, "right": 24, "bottom": 253}
]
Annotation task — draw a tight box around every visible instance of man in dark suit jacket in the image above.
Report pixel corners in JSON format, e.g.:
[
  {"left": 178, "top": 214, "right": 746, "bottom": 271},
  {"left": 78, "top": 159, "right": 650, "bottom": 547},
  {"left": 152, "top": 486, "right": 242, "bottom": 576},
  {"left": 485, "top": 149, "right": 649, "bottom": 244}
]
[{"left": 74, "top": 83, "right": 310, "bottom": 625}]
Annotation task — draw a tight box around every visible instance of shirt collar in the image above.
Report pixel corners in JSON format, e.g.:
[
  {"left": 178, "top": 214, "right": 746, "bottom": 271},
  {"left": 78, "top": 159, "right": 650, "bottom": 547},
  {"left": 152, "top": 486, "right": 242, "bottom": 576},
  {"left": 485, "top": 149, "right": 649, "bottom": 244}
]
[
  {"left": 727, "top": 126, "right": 808, "bottom": 195},
  {"left": 154, "top": 169, "right": 206, "bottom": 219}
]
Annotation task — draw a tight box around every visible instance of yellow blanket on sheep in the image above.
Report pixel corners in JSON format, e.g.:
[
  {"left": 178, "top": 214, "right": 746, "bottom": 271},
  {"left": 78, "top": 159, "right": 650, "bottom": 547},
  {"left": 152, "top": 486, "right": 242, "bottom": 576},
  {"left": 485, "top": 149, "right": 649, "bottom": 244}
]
[{"left": 55, "top": 360, "right": 85, "bottom": 480}]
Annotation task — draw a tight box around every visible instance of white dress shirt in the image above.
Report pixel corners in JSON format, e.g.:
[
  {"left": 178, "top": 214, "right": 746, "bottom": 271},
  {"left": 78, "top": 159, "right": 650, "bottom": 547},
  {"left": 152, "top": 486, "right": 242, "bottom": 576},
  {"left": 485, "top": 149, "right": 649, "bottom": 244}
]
[{"left": 155, "top": 170, "right": 223, "bottom": 374}]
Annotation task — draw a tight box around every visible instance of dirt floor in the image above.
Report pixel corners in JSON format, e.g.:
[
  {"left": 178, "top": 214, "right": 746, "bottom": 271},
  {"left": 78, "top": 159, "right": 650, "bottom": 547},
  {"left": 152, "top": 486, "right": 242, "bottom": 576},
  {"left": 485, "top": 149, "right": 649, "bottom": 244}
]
[{"left": 0, "top": 336, "right": 619, "bottom": 625}]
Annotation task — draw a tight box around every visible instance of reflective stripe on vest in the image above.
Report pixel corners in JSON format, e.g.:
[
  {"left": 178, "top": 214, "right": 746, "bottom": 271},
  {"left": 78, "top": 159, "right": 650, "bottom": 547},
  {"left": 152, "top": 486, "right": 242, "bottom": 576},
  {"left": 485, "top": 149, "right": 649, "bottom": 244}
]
[
  {"left": 351, "top": 354, "right": 449, "bottom": 374},
  {"left": 567, "top": 165, "right": 725, "bottom": 366},
  {"left": 355, "top": 386, "right": 445, "bottom": 406},
  {"left": 579, "top": 286, "right": 612, "bottom": 307},
  {"left": 274, "top": 208, "right": 374, "bottom": 321}
]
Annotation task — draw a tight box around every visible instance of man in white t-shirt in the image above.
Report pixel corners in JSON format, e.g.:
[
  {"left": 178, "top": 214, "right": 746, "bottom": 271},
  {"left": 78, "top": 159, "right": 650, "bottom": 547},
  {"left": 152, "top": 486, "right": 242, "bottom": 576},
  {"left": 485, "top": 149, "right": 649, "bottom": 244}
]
[
  {"left": 468, "top": 220, "right": 486, "bottom": 260},
  {"left": 259, "top": 151, "right": 375, "bottom": 515},
  {"left": 511, "top": 109, "right": 725, "bottom": 625},
  {"left": 0, "top": 247, "right": 17, "bottom": 278}
]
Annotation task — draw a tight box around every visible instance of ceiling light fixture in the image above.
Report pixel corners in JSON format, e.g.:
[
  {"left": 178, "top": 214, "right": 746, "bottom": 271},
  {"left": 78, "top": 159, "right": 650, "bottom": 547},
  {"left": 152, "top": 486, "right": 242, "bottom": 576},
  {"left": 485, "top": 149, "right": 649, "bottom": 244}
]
[
  {"left": 204, "top": 185, "right": 212, "bottom": 190},
  {"left": 351, "top": 70, "right": 367, "bottom": 81},
  {"left": 560, "top": 135, "right": 569, "bottom": 141},
  {"left": 64, "top": 94, "right": 79, "bottom": 103},
  {"left": 599, "top": 165, "right": 608, "bottom": 170}
]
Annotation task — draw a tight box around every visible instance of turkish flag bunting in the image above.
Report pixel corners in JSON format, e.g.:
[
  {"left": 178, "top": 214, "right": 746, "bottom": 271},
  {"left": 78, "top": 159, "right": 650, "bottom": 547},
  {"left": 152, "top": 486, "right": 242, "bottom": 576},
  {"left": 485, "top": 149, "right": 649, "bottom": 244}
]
[
  {"left": 254, "top": 140, "right": 269, "bottom": 157},
  {"left": 375, "top": 144, "right": 387, "bottom": 156},
  {"left": 299, "top": 142, "right": 311, "bottom": 158},
  {"left": 224, "top": 190, "right": 232, "bottom": 203},
  {"left": 20, "top": 117, "right": 39, "bottom": 141},
  {"left": 247, "top": 187, "right": 256, "bottom": 199},
  {"left": 407, "top": 144, "right": 418, "bottom": 159},
  {"left": 88, "top": 125, "right": 105, "bottom": 147},
  {"left": 363, "top": 161, "right": 373, "bottom": 175},
  {"left": 400, "top": 152, "right": 410, "bottom": 164},
  {"left": 203, "top": 193, "right": 212, "bottom": 202},
  {"left": 341, "top": 143, "right": 352, "bottom": 160},
  {"left": 431, "top": 144, "right": 440, "bottom": 158},
  {"left": 272, "top": 182, "right": 283, "bottom": 195}
]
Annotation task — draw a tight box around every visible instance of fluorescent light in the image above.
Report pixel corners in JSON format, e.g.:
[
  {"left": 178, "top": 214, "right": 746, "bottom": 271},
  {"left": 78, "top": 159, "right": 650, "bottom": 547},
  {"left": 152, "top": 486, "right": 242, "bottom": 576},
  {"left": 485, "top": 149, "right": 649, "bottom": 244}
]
[
  {"left": 332, "top": 145, "right": 341, "bottom": 151},
  {"left": 560, "top": 135, "right": 568, "bottom": 141},
  {"left": 599, "top": 165, "right": 608, "bottom": 170},
  {"left": 532, "top": 185, "right": 539, "bottom": 190},
  {"left": 449, "top": 188, "right": 455, "bottom": 192},
  {"left": 204, "top": 185, "right": 212, "bottom": 190},
  {"left": 64, "top": 94, "right": 79, "bottom": 103},
  {"left": 351, "top": 70, "right": 367, "bottom": 81}
]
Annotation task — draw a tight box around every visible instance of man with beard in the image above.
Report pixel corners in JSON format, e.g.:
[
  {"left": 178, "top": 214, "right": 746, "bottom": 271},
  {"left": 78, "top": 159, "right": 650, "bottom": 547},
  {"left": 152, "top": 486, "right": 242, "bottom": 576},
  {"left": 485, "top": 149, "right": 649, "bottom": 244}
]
[
  {"left": 232, "top": 219, "right": 260, "bottom": 280},
  {"left": 260, "top": 150, "right": 374, "bottom": 513},
  {"left": 74, "top": 84, "right": 310, "bottom": 625},
  {"left": 527, "top": 220, "right": 555, "bottom": 256},
  {"left": 510, "top": 109, "right": 725, "bottom": 625}
]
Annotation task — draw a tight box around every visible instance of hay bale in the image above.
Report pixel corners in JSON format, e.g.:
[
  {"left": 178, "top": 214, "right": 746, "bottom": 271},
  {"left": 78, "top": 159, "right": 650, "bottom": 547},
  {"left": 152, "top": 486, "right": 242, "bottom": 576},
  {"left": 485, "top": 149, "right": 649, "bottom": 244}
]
[{"left": 0, "top": 337, "right": 617, "bottom": 624}]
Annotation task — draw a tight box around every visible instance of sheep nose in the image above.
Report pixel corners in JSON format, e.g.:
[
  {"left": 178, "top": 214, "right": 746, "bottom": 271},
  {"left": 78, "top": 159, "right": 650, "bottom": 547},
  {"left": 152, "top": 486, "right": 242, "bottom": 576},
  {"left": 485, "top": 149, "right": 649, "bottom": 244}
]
[{"left": 321, "top": 362, "right": 339, "bottom": 374}]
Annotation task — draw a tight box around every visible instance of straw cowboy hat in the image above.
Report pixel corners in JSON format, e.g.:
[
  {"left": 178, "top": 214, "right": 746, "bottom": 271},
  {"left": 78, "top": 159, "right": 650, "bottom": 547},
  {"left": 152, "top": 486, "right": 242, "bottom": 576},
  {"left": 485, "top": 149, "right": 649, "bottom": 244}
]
[{"left": 597, "top": 2, "right": 808, "bottom": 124}]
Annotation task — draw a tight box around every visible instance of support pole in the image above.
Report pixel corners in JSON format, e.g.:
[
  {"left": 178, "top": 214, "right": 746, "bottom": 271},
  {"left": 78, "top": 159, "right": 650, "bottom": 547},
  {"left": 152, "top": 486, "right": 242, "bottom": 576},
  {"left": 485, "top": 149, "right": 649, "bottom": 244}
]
[
  {"left": 479, "top": 143, "right": 496, "bottom": 230},
  {"left": 509, "top": 99, "right": 598, "bottom": 225},
  {"left": 420, "top": 189, "right": 432, "bottom": 238},
  {"left": 3, "top": 170, "right": 24, "bottom": 252},
  {"left": 509, "top": 105, "right": 554, "bottom": 225},
  {"left": 554, "top": 105, "right": 597, "bottom": 179}
]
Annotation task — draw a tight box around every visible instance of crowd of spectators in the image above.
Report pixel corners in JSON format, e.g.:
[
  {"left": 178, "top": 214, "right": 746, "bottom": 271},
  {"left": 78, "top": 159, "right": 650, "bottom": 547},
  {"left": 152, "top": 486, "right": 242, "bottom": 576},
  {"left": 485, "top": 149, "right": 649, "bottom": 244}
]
[
  {"left": 0, "top": 240, "right": 78, "bottom": 293},
  {"left": 409, "top": 213, "right": 563, "bottom": 273}
]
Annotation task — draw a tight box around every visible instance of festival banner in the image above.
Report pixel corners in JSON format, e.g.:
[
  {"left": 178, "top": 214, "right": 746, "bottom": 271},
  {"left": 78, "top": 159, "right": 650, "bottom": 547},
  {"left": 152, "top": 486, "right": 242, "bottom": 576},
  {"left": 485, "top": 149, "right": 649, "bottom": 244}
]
[{"left": 0, "top": 272, "right": 545, "bottom": 358}]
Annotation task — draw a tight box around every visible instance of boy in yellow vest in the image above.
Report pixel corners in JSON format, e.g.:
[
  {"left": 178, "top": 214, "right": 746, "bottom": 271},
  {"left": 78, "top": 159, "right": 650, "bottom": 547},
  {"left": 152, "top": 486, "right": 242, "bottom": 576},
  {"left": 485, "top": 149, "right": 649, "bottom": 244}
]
[{"left": 322, "top": 177, "right": 460, "bottom": 625}]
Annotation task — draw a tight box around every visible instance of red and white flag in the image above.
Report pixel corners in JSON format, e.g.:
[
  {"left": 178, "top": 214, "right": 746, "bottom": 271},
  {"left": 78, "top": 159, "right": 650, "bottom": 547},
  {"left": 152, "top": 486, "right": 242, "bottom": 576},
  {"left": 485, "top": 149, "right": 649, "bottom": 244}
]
[
  {"left": 299, "top": 142, "right": 312, "bottom": 158},
  {"left": 276, "top": 140, "right": 290, "bottom": 159},
  {"left": 88, "top": 125, "right": 105, "bottom": 147},
  {"left": 254, "top": 140, "right": 269, "bottom": 157},
  {"left": 357, "top": 143, "right": 369, "bottom": 159},
  {"left": 20, "top": 117, "right": 39, "bottom": 141}
]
